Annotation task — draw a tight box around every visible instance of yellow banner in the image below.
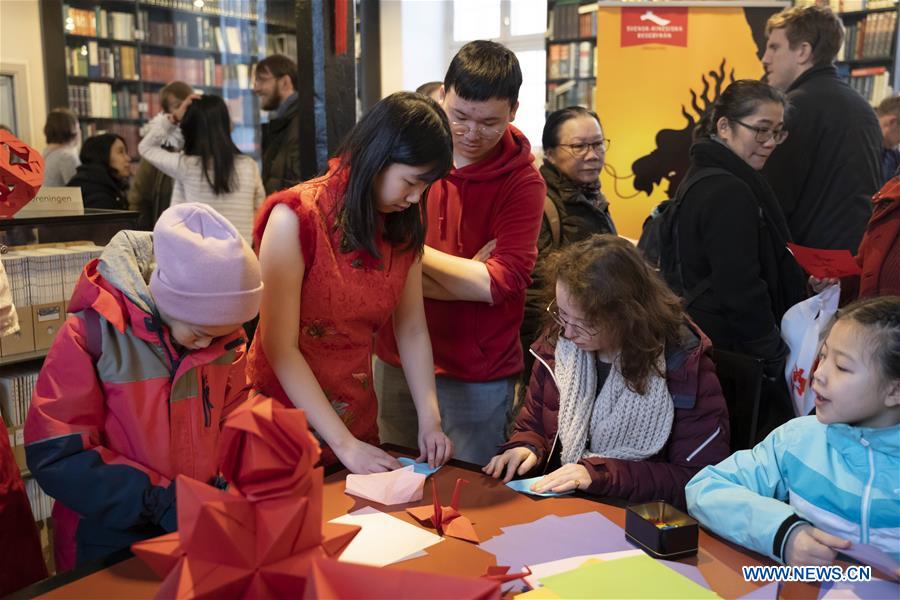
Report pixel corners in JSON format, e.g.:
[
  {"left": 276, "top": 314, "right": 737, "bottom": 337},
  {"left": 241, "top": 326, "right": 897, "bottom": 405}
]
[{"left": 596, "top": 5, "right": 782, "bottom": 238}]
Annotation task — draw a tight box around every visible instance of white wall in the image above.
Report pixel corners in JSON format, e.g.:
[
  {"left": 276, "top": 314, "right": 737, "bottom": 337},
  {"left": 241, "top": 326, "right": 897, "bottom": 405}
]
[
  {"left": 380, "top": 0, "right": 449, "bottom": 96},
  {"left": 0, "top": 0, "right": 48, "bottom": 151}
]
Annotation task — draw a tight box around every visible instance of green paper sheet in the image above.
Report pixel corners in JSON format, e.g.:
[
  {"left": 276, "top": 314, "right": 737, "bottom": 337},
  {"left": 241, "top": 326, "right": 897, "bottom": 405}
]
[{"left": 538, "top": 554, "right": 720, "bottom": 599}]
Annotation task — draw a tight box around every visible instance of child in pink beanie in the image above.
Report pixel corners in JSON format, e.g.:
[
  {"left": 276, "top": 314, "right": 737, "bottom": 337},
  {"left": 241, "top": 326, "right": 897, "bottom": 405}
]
[{"left": 25, "top": 203, "right": 262, "bottom": 570}]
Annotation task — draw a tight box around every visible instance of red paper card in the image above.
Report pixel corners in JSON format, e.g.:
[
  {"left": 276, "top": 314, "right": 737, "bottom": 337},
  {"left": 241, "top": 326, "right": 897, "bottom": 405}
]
[{"left": 787, "top": 243, "right": 861, "bottom": 279}]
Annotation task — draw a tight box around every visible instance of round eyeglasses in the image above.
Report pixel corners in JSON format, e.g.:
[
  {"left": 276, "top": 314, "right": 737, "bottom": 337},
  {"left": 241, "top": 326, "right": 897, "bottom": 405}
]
[
  {"left": 449, "top": 121, "right": 505, "bottom": 140},
  {"left": 557, "top": 139, "right": 610, "bottom": 158},
  {"left": 546, "top": 299, "right": 598, "bottom": 338},
  {"left": 731, "top": 120, "right": 789, "bottom": 145}
]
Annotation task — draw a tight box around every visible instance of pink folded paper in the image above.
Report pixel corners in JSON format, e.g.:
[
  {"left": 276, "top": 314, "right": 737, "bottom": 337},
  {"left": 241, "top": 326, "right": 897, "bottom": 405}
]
[{"left": 345, "top": 465, "right": 426, "bottom": 505}]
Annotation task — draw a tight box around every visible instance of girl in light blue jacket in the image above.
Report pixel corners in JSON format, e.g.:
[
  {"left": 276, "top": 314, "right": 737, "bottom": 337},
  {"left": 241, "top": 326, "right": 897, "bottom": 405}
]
[{"left": 686, "top": 296, "right": 900, "bottom": 571}]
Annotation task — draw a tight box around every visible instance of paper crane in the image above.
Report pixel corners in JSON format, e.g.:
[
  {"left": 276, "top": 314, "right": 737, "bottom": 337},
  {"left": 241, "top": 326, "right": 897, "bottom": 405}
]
[
  {"left": 407, "top": 478, "right": 479, "bottom": 543},
  {"left": 481, "top": 565, "right": 533, "bottom": 584}
]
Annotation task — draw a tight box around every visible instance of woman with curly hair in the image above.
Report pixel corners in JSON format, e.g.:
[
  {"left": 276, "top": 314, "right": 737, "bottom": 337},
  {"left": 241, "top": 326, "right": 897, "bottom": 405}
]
[{"left": 484, "top": 234, "right": 730, "bottom": 508}]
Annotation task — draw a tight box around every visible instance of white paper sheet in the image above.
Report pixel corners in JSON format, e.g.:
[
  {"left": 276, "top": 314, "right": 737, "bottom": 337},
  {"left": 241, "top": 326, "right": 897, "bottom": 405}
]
[{"left": 329, "top": 506, "right": 443, "bottom": 567}]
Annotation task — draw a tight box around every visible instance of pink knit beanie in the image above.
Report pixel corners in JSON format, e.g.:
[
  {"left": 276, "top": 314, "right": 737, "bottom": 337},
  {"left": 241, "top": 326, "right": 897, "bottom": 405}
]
[{"left": 150, "top": 203, "right": 262, "bottom": 326}]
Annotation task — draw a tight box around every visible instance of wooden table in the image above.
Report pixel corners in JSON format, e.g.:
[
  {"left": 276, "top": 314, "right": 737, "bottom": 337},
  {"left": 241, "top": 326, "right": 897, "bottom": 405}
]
[{"left": 24, "top": 452, "right": 821, "bottom": 599}]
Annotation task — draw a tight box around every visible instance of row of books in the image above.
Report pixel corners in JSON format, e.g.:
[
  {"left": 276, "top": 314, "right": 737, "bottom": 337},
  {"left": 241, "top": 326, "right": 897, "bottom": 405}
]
[
  {"left": 848, "top": 66, "right": 892, "bottom": 104},
  {"left": 68, "top": 83, "right": 141, "bottom": 121},
  {"left": 142, "top": 0, "right": 296, "bottom": 28},
  {"left": 66, "top": 43, "right": 139, "bottom": 81},
  {"left": 25, "top": 478, "right": 54, "bottom": 522},
  {"left": 799, "top": 0, "right": 898, "bottom": 10},
  {"left": 550, "top": 2, "right": 595, "bottom": 39},
  {"left": 1, "top": 247, "right": 104, "bottom": 309},
  {"left": 141, "top": 14, "right": 259, "bottom": 56},
  {"left": 839, "top": 11, "right": 898, "bottom": 60},
  {"left": 79, "top": 122, "right": 141, "bottom": 160},
  {"left": 547, "top": 79, "right": 596, "bottom": 112},
  {"left": 64, "top": 5, "right": 136, "bottom": 42},
  {"left": 0, "top": 369, "right": 38, "bottom": 429},
  {"left": 140, "top": 56, "right": 252, "bottom": 89},
  {"left": 548, "top": 41, "right": 595, "bottom": 80}
]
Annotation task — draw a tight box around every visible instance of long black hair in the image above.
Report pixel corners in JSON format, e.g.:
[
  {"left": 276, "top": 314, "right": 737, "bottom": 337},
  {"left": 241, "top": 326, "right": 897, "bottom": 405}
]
[
  {"left": 335, "top": 91, "right": 453, "bottom": 257},
  {"left": 79, "top": 133, "right": 128, "bottom": 186},
  {"left": 179, "top": 95, "right": 241, "bottom": 195}
]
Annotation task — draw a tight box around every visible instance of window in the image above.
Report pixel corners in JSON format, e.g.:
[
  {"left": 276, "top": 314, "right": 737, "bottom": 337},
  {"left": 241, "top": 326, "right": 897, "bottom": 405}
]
[
  {"left": 0, "top": 75, "right": 17, "bottom": 135},
  {"left": 449, "top": 0, "right": 547, "bottom": 150}
]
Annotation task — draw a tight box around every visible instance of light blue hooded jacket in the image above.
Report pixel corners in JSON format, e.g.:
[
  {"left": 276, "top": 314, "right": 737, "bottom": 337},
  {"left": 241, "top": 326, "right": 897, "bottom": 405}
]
[{"left": 686, "top": 416, "right": 900, "bottom": 563}]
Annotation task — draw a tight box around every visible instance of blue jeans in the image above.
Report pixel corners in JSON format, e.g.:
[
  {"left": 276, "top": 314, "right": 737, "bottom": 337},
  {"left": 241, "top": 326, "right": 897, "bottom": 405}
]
[{"left": 374, "top": 358, "right": 515, "bottom": 465}]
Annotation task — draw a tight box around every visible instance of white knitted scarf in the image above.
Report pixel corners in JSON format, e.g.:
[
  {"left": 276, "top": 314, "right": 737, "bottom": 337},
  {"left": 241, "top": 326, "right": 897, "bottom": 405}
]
[{"left": 555, "top": 337, "right": 674, "bottom": 464}]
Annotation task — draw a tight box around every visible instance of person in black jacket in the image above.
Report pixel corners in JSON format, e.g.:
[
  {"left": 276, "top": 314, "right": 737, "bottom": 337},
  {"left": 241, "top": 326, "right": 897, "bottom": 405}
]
[
  {"left": 761, "top": 5, "right": 881, "bottom": 252},
  {"left": 675, "top": 80, "right": 806, "bottom": 436},
  {"left": 519, "top": 107, "right": 616, "bottom": 377},
  {"left": 253, "top": 54, "right": 302, "bottom": 195},
  {"left": 67, "top": 133, "right": 130, "bottom": 210}
]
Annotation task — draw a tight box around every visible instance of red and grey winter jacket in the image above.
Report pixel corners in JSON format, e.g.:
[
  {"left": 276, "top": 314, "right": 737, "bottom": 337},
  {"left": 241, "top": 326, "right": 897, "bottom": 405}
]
[
  {"left": 23, "top": 231, "right": 250, "bottom": 570},
  {"left": 501, "top": 321, "right": 730, "bottom": 509}
]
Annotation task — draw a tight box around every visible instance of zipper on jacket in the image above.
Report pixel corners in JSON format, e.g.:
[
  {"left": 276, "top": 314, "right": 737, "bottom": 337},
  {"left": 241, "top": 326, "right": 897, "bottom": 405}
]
[
  {"left": 202, "top": 373, "right": 212, "bottom": 428},
  {"left": 860, "top": 437, "right": 875, "bottom": 545}
]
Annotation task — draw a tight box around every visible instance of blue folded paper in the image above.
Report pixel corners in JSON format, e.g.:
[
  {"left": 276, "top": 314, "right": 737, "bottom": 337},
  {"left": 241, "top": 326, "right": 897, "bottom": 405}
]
[
  {"left": 397, "top": 456, "right": 442, "bottom": 477},
  {"left": 505, "top": 476, "right": 575, "bottom": 497}
]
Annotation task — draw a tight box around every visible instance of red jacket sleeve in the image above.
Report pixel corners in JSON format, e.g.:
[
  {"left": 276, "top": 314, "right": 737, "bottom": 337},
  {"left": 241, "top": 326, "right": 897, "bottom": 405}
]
[
  {"left": 580, "top": 354, "right": 730, "bottom": 509},
  {"left": 24, "top": 314, "right": 177, "bottom": 532},
  {"left": 220, "top": 349, "right": 250, "bottom": 423},
  {"left": 484, "top": 176, "right": 546, "bottom": 305}
]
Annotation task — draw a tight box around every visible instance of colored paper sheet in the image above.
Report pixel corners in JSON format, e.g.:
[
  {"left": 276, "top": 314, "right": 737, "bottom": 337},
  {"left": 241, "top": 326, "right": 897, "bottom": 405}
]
[
  {"left": 329, "top": 506, "right": 443, "bottom": 567},
  {"left": 787, "top": 243, "right": 861, "bottom": 279},
  {"left": 480, "top": 512, "right": 634, "bottom": 575},
  {"left": 345, "top": 465, "right": 426, "bottom": 505},
  {"left": 660, "top": 558, "right": 712, "bottom": 590},
  {"left": 538, "top": 554, "right": 719, "bottom": 599},
  {"left": 398, "top": 457, "right": 443, "bottom": 477},
  {"left": 840, "top": 543, "right": 900, "bottom": 579},
  {"left": 818, "top": 577, "right": 900, "bottom": 599},
  {"left": 517, "top": 587, "right": 561, "bottom": 599},
  {"left": 506, "top": 476, "right": 574, "bottom": 497},
  {"left": 738, "top": 581, "right": 780, "bottom": 600},
  {"left": 524, "top": 550, "right": 643, "bottom": 589}
]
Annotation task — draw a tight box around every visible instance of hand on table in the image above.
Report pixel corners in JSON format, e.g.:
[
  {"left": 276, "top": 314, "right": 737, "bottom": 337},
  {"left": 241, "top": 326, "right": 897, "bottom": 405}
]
[
  {"left": 530, "top": 463, "right": 591, "bottom": 494},
  {"left": 784, "top": 524, "right": 850, "bottom": 566},
  {"left": 482, "top": 447, "right": 538, "bottom": 483},
  {"left": 334, "top": 438, "right": 402, "bottom": 474},
  {"left": 417, "top": 424, "right": 453, "bottom": 469}
]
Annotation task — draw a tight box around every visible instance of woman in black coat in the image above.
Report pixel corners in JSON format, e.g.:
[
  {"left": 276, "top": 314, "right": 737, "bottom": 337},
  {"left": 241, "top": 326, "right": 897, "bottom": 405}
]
[
  {"left": 520, "top": 107, "right": 617, "bottom": 375},
  {"left": 673, "top": 80, "right": 805, "bottom": 433},
  {"left": 67, "top": 133, "right": 130, "bottom": 210}
]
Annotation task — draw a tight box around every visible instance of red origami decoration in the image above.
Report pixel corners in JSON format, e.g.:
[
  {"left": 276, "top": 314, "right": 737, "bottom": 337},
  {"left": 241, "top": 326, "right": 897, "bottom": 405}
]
[
  {"left": 0, "top": 130, "right": 44, "bottom": 217},
  {"left": 132, "top": 395, "right": 360, "bottom": 599},
  {"left": 407, "top": 478, "right": 479, "bottom": 543}
]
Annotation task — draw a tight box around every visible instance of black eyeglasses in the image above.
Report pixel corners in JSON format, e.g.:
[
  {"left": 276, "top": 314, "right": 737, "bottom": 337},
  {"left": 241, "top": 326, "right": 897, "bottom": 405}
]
[
  {"left": 731, "top": 120, "right": 789, "bottom": 145},
  {"left": 546, "top": 299, "right": 598, "bottom": 338},
  {"left": 557, "top": 139, "right": 610, "bottom": 158}
]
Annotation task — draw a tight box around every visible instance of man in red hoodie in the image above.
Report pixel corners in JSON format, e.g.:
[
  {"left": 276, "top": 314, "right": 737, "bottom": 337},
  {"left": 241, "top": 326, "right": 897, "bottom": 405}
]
[{"left": 375, "top": 41, "right": 546, "bottom": 464}]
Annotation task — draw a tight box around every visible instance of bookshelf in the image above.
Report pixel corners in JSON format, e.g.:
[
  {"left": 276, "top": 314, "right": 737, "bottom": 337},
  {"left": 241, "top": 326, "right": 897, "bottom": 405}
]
[
  {"left": 800, "top": 0, "right": 900, "bottom": 104},
  {"left": 41, "top": 0, "right": 299, "bottom": 160},
  {"left": 546, "top": 0, "right": 598, "bottom": 113}
]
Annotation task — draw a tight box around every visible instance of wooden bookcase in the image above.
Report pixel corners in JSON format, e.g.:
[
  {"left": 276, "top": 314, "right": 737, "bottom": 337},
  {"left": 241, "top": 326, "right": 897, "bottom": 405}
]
[{"left": 39, "top": 0, "right": 298, "bottom": 160}]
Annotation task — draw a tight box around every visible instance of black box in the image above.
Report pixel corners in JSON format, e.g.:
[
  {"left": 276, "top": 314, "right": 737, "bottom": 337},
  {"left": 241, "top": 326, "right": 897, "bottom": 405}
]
[{"left": 625, "top": 501, "right": 699, "bottom": 559}]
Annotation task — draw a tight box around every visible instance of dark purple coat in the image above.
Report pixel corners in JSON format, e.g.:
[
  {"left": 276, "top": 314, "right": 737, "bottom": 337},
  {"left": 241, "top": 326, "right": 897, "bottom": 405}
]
[{"left": 501, "top": 321, "right": 730, "bottom": 509}]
